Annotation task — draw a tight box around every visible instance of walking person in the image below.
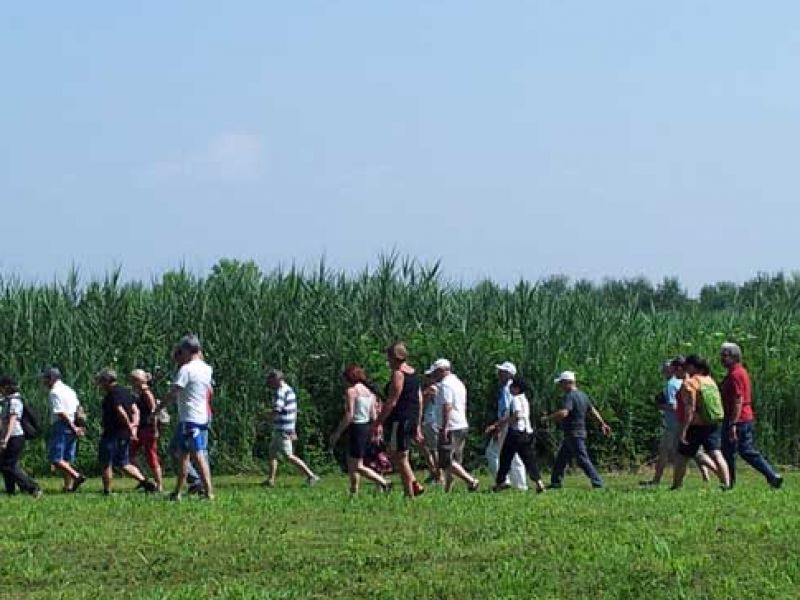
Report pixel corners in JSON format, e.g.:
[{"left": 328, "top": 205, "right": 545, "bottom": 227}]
[
  {"left": 641, "top": 359, "right": 715, "bottom": 486},
  {"left": 96, "top": 369, "right": 158, "bottom": 495},
  {"left": 129, "top": 369, "right": 164, "bottom": 492},
  {"left": 428, "top": 358, "right": 480, "bottom": 493},
  {"left": 264, "top": 369, "right": 320, "bottom": 488},
  {"left": 372, "top": 342, "right": 425, "bottom": 498},
  {"left": 160, "top": 335, "right": 215, "bottom": 501},
  {"left": 0, "top": 376, "right": 42, "bottom": 498},
  {"left": 720, "top": 342, "right": 783, "bottom": 489},
  {"left": 486, "top": 377, "right": 546, "bottom": 493},
  {"left": 41, "top": 367, "right": 88, "bottom": 492},
  {"left": 165, "top": 348, "right": 208, "bottom": 495},
  {"left": 329, "top": 365, "right": 391, "bottom": 494},
  {"left": 419, "top": 374, "right": 441, "bottom": 485},
  {"left": 671, "top": 355, "right": 730, "bottom": 490},
  {"left": 546, "top": 371, "right": 611, "bottom": 489},
  {"left": 485, "top": 362, "right": 527, "bottom": 491}
]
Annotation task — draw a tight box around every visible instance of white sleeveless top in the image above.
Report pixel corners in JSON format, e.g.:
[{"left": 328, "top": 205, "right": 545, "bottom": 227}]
[{"left": 353, "top": 391, "right": 374, "bottom": 425}]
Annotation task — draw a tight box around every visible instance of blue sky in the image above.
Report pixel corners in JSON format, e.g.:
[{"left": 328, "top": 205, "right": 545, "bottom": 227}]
[{"left": 2, "top": 2, "right": 799, "bottom": 291}]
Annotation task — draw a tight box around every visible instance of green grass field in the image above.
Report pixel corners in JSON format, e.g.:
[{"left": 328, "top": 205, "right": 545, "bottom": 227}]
[{"left": 1, "top": 469, "right": 797, "bottom": 600}]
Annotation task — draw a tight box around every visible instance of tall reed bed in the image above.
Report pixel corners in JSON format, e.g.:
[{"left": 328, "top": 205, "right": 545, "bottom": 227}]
[{"left": 1, "top": 257, "right": 798, "bottom": 473}]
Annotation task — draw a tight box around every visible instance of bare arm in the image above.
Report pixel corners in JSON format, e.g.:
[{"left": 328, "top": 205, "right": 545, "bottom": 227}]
[
  {"left": 330, "top": 391, "right": 355, "bottom": 444},
  {"left": 0, "top": 414, "right": 16, "bottom": 447},
  {"left": 375, "top": 371, "right": 403, "bottom": 426},
  {"left": 589, "top": 405, "right": 612, "bottom": 436},
  {"left": 548, "top": 408, "right": 569, "bottom": 423}
]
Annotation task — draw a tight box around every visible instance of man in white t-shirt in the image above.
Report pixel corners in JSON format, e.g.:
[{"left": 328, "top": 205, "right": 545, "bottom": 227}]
[
  {"left": 41, "top": 367, "right": 88, "bottom": 493},
  {"left": 161, "top": 335, "right": 214, "bottom": 501},
  {"left": 427, "top": 359, "right": 480, "bottom": 493}
]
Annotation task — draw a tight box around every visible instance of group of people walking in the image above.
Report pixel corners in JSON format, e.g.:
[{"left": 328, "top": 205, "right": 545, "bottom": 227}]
[
  {"left": 641, "top": 343, "right": 783, "bottom": 490},
  {"left": 0, "top": 337, "right": 784, "bottom": 500}
]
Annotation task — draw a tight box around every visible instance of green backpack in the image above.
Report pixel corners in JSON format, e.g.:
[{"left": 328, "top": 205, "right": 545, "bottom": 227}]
[{"left": 697, "top": 379, "right": 724, "bottom": 424}]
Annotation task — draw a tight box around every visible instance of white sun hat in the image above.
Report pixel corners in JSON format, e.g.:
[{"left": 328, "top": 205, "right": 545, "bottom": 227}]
[
  {"left": 494, "top": 361, "right": 517, "bottom": 376},
  {"left": 425, "top": 358, "right": 452, "bottom": 375},
  {"left": 554, "top": 370, "right": 576, "bottom": 384}
]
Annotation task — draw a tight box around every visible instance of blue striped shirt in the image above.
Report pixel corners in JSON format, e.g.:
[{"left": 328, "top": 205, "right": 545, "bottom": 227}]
[{"left": 272, "top": 383, "right": 298, "bottom": 434}]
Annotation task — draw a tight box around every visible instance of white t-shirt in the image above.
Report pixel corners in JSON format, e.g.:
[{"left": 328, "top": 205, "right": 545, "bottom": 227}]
[
  {"left": 435, "top": 373, "right": 469, "bottom": 431},
  {"left": 49, "top": 380, "right": 80, "bottom": 425},
  {"left": 174, "top": 359, "right": 213, "bottom": 425},
  {"left": 510, "top": 393, "right": 533, "bottom": 434}
]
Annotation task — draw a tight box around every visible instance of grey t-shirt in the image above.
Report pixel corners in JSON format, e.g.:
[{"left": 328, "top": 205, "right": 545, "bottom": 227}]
[{"left": 560, "top": 389, "right": 590, "bottom": 438}]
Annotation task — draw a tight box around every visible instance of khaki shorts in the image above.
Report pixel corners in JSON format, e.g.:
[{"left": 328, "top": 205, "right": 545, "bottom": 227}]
[
  {"left": 270, "top": 432, "right": 295, "bottom": 459},
  {"left": 423, "top": 422, "right": 439, "bottom": 452},
  {"left": 438, "top": 429, "right": 467, "bottom": 469}
]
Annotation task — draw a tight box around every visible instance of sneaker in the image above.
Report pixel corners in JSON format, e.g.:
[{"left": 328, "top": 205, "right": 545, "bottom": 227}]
[
  {"left": 467, "top": 479, "right": 480, "bottom": 493},
  {"left": 379, "top": 481, "right": 393, "bottom": 494},
  {"left": 770, "top": 475, "right": 784, "bottom": 490},
  {"left": 31, "top": 488, "right": 44, "bottom": 500},
  {"left": 168, "top": 492, "right": 182, "bottom": 502},
  {"left": 187, "top": 482, "right": 204, "bottom": 496},
  {"left": 71, "top": 474, "right": 87, "bottom": 493},
  {"left": 306, "top": 475, "right": 321, "bottom": 487},
  {"left": 141, "top": 480, "right": 159, "bottom": 494},
  {"left": 492, "top": 482, "right": 511, "bottom": 493},
  {"left": 412, "top": 480, "right": 425, "bottom": 497},
  {"left": 134, "top": 481, "right": 145, "bottom": 491}
]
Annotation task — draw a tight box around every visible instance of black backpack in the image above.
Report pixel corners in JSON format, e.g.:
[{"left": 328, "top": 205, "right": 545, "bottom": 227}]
[{"left": 21, "top": 403, "right": 40, "bottom": 440}]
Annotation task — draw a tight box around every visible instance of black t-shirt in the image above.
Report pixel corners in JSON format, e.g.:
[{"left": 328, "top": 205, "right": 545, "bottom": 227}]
[
  {"left": 135, "top": 391, "right": 153, "bottom": 430},
  {"left": 101, "top": 386, "right": 134, "bottom": 439}
]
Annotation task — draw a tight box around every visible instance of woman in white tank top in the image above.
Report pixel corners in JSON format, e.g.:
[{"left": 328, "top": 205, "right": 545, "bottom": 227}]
[{"left": 330, "top": 366, "right": 391, "bottom": 494}]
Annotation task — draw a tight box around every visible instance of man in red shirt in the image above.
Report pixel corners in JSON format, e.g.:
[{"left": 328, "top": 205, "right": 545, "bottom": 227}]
[{"left": 720, "top": 342, "right": 782, "bottom": 489}]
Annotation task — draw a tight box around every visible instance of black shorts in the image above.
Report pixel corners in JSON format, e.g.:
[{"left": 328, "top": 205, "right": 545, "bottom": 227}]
[
  {"left": 348, "top": 423, "right": 371, "bottom": 459},
  {"left": 386, "top": 418, "right": 414, "bottom": 453},
  {"left": 678, "top": 424, "right": 722, "bottom": 457},
  {"left": 98, "top": 436, "right": 131, "bottom": 468}
]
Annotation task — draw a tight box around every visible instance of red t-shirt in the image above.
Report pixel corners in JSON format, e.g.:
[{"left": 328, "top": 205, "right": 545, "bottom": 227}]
[{"left": 721, "top": 363, "right": 754, "bottom": 423}]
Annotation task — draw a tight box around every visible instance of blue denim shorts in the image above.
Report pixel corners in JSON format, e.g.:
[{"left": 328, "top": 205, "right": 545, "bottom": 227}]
[
  {"left": 178, "top": 422, "right": 209, "bottom": 454},
  {"left": 48, "top": 421, "right": 77, "bottom": 464},
  {"left": 98, "top": 436, "right": 131, "bottom": 468}
]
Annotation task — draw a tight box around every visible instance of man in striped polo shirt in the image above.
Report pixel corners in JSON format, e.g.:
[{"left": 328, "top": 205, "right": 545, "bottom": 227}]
[{"left": 264, "top": 370, "right": 320, "bottom": 488}]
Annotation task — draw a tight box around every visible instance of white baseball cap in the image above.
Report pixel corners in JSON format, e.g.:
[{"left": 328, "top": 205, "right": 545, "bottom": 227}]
[
  {"left": 554, "top": 370, "right": 576, "bottom": 384},
  {"left": 495, "top": 361, "right": 517, "bottom": 376},
  {"left": 425, "top": 358, "right": 451, "bottom": 375}
]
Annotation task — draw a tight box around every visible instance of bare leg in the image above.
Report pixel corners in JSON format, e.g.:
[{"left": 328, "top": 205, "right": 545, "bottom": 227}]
[
  {"left": 347, "top": 458, "right": 361, "bottom": 493},
  {"left": 694, "top": 451, "right": 717, "bottom": 481},
  {"left": 709, "top": 450, "right": 730, "bottom": 488},
  {"left": 671, "top": 454, "right": 689, "bottom": 489},
  {"left": 54, "top": 460, "right": 79, "bottom": 490},
  {"left": 448, "top": 462, "right": 477, "bottom": 487},
  {"left": 101, "top": 466, "right": 113, "bottom": 493},
  {"left": 173, "top": 453, "right": 190, "bottom": 496},
  {"left": 122, "top": 464, "right": 147, "bottom": 482},
  {"left": 191, "top": 450, "right": 214, "bottom": 499},
  {"left": 267, "top": 457, "right": 279, "bottom": 485},
  {"left": 287, "top": 455, "right": 316, "bottom": 479},
  {"left": 392, "top": 451, "right": 415, "bottom": 497},
  {"left": 354, "top": 459, "right": 387, "bottom": 487}
]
